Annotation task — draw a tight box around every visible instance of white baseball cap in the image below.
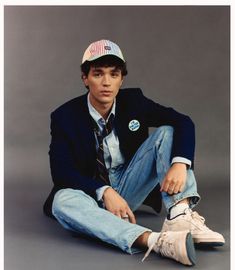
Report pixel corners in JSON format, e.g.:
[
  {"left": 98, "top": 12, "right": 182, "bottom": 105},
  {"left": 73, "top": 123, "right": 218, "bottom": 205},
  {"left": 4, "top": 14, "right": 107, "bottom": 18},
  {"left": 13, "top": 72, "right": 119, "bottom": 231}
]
[{"left": 82, "top": 39, "right": 125, "bottom": 64}]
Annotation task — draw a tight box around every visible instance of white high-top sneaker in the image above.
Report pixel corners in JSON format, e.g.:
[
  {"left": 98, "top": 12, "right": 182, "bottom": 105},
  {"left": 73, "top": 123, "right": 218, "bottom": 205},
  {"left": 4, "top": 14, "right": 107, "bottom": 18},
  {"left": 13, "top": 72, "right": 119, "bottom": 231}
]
[
  {"left": 161, "top": 208, "right": 225, "bottom": 246},
  {"left": 142, "top": 230, "right": 196, "bottom": 266}
]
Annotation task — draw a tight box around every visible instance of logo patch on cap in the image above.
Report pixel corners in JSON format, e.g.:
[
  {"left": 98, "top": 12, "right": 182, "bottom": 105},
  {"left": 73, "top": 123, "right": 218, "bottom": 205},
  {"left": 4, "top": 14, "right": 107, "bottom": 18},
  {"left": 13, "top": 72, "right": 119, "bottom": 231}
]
[
  {"left": 104, "top": 46, "right": 111, "bottom": 50},
  {"left": 128, "top": 120, "right": 140, "bottom": 131}
]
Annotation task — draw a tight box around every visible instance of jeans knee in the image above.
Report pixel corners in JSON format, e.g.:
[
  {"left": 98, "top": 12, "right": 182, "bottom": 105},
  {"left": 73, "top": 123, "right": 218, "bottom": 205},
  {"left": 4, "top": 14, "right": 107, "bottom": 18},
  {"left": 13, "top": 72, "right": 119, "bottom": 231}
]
[
  {"left": 52, "top": 188, "right": 97, "bottom": 217},
  {"left": 153, "top": 125, "right": 174, "bottom": 152},
  {"left": 52, "top": 189, "right": 70, "bottom": 215},
  {"left": 157, "top": 125, "right": 174, "bottom": 137}
]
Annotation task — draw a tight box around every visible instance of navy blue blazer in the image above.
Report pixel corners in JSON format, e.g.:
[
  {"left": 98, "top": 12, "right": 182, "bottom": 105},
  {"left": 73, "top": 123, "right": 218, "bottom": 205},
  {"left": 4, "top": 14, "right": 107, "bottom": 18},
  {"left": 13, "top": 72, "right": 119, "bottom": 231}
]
[{"left": 43, "top": 88, "right": 195, "bottom": 217}]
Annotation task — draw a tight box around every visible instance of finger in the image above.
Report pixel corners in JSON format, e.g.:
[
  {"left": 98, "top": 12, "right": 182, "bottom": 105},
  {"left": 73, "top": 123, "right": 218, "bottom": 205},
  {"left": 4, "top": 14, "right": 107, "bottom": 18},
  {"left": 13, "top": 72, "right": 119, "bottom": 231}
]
[
  {"left": 173, "top": 182, "right": 181, "bottom": 194},
  {"left": 167, "top": 179, "right": 178, "bottom": 194},
  {"left": 165, "top": 180, "right": 175, "bottom": 194},
  {"left": 114, "top": 211, "right": 122, "bottom": 219},
  {"left": 160, "top": 178, "right": 171, "bottom": 192},
  {"left": 160, "top": 178, "right": 167, "bottom": 192},
  {"left": 167, "top": 186, "right": 175, "bottom": 195},
  {"left": 167, "top": 179, "right": 177, "bottom": 194},
  {"left": 120, "top": 209, "right": 128, "bottom": 219},
  {"left": 127, "top": 209, "right": 136, "bottom": 224}
]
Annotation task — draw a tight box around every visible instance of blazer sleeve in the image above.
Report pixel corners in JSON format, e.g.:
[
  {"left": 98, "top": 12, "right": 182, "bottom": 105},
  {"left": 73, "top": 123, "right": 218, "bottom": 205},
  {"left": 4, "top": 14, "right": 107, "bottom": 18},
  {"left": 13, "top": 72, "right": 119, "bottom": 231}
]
[
  {"left": 139, "top": 89, "right": 195, "bottom": 166},
  {"left": 49, "top": 111, "right": 105, "bottom": 198}
]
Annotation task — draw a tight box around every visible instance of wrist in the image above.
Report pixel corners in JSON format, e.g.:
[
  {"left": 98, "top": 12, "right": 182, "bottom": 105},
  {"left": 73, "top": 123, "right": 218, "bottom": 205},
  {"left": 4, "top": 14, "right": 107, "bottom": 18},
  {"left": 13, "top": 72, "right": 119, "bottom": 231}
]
[
  {"left": 103, "top": 187, "right": 113, "bottom": 199},
  {"left": 172, "top": 162, "right": 187, "bottom": 169}
]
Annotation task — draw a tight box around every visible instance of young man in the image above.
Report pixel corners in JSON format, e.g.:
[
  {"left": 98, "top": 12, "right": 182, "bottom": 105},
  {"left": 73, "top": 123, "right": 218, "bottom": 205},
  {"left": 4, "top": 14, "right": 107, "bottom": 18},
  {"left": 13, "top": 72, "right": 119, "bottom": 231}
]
[{"left": 43, "top": 39, "right": 225, "bottom": 266}]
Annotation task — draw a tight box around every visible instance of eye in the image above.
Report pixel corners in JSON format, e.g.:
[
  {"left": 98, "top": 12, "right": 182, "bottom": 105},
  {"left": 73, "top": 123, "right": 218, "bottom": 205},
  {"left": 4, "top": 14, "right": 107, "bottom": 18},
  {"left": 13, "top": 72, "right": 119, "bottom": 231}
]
[
  {"left": 111, "top": 72, "right": 119, "bottom": 78},
  {"left": 93, "top": 72, "right": 102, "bottom": 77}
]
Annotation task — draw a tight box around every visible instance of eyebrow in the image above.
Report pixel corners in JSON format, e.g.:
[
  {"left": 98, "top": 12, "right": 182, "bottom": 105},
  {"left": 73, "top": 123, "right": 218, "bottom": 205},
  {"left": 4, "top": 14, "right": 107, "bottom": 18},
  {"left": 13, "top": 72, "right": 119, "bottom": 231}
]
[{"left": 91, "top": 67, "right": 121, "bottom": 73}]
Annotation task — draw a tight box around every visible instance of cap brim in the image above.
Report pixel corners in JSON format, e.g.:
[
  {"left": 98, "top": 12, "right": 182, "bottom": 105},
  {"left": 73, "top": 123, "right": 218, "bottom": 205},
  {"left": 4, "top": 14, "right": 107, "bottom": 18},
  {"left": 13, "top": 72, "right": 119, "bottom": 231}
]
[{"left": 82, "top": 53, "right": 125, "bottom": 64}]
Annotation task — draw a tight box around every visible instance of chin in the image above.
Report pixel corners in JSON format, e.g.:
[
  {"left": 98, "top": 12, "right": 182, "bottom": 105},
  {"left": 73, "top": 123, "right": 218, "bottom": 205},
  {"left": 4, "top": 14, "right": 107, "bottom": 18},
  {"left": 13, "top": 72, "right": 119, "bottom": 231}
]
[{"left": 99, "top": 97, "right": 114, "bottom": 104}]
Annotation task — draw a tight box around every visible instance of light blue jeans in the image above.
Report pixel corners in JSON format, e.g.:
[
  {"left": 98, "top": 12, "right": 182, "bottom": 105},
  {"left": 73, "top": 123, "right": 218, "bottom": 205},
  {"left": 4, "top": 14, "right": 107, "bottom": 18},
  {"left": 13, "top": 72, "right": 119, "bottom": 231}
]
[{"left": 52, "top": 126, "right": 200, "bottom": 254}]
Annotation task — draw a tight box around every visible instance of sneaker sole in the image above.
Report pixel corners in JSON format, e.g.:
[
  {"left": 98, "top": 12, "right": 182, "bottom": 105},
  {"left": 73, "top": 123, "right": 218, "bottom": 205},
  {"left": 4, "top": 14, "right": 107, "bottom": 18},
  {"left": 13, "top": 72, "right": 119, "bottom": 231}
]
[
  {"left": 193, "top": 237, "right": 225, "bottom": 247},
  {"left": 186, "top": 233, "right": 196, "bottom": 266},
  {"left": 194, "top": 241, "right": 225, "bottom": 247}
]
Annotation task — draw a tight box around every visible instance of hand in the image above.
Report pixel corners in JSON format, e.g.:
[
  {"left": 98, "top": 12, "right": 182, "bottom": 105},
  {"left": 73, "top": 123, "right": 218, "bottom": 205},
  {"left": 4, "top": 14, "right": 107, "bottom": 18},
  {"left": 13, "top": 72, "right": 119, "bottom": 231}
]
[
  {"left": 160, "top": 163, "right": 187, "bottom": 195},
  {"left": 103, "top": 187, "right": 136, "bottom": 224}
]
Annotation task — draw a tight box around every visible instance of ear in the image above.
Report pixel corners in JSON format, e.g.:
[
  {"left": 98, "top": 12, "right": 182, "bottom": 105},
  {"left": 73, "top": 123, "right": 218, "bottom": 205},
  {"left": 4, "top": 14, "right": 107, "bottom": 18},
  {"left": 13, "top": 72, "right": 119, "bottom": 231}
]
[
  {"left": 120, "top": 77, "right": 124, "bottom": 87},
  {"left": 81, "top": 73, "right": 88, "bottom": 87}
]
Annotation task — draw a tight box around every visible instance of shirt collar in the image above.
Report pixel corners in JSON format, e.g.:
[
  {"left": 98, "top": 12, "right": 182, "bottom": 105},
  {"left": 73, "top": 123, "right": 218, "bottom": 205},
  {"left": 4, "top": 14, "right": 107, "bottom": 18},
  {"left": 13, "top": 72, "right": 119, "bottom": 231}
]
[{"left": 87, "top": 93, "right": 116, "bottom": 126}]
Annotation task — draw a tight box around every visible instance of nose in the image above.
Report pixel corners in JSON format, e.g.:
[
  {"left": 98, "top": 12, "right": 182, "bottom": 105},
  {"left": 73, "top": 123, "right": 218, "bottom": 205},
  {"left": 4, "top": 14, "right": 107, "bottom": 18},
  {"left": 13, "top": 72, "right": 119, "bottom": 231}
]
[{"left": 102, "top": 74, "right": 111, "bottom": 86}]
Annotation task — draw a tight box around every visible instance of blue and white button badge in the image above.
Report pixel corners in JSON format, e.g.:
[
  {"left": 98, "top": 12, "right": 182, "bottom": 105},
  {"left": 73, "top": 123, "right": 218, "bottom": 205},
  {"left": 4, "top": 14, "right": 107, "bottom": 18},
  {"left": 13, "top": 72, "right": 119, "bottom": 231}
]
[{"left": 128, "top": 119, "right": 140, "bottom": 131}]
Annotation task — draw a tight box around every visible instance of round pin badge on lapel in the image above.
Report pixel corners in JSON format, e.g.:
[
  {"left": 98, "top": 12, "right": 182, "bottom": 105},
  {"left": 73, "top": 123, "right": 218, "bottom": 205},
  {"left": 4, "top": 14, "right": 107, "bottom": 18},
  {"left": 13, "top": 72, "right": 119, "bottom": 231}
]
[{"left": 128, "top": 119, "right": 140, "bottom": 131}]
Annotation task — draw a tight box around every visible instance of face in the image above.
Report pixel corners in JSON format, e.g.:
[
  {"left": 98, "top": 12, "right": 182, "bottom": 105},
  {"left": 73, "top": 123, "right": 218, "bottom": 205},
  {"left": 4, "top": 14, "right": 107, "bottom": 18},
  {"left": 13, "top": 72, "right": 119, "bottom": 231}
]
[{"left": 83, "top": 66, "right": 123, "bottom": 109}]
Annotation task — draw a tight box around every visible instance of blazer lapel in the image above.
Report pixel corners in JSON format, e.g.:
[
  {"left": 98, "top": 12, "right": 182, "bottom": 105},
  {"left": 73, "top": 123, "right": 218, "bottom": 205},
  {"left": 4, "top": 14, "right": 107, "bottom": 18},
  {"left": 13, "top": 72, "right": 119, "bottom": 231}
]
[
  {"left": 74, "top": 94, "right": 97, "bottom": 160},
  {"left": 115, "top": 93, "right": 133, "bottom": 159}
]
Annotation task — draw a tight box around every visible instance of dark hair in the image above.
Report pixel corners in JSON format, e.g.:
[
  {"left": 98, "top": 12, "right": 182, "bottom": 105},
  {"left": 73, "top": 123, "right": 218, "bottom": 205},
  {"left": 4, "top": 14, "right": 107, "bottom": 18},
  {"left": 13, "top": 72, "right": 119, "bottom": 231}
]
[{"left": 80, "top": 55, "right": 128, "bottom": 77}]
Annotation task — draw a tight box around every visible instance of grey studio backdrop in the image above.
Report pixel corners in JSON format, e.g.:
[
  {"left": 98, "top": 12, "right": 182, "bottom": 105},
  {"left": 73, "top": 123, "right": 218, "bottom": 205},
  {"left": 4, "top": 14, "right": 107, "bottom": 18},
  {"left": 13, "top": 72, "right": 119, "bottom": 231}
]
[{"left": 4, "top": 6, "right": 230, "bottom": 270}]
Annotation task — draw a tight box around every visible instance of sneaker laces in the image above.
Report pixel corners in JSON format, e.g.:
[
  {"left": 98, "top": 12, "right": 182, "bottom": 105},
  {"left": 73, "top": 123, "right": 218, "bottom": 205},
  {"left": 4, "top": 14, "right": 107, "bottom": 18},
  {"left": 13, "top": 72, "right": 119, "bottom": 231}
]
[
  {"left": 142, "top": 232, "right": 175, "bottom": 262},
  {"left": 185, "top": 209, "right": 210, "bottom": 231}
]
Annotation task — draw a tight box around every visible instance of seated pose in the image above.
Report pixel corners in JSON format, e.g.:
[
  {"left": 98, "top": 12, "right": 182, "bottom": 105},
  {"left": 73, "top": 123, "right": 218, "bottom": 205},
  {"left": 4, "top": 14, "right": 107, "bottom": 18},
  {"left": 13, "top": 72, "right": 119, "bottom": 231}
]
[{"left": 43, "top": 39, "right": 225, "bottom": 266}]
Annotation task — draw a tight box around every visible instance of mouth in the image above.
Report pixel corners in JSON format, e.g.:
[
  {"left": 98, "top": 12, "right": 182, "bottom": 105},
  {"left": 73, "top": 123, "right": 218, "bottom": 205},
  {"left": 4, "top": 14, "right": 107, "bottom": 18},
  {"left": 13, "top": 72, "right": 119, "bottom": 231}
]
[{"left": 100, "top": 91, "right": 113, "bottom": 96}]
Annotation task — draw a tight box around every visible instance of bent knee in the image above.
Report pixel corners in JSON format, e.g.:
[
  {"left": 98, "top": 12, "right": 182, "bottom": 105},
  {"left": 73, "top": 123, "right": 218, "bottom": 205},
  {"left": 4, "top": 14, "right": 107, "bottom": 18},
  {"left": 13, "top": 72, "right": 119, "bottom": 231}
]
[
  {"left": 52, "top": 189, "right": 72, "bottom": 216},
  {"left": 157, "top": 125, "right": 174, "bottom": 135},
  {"left": 52, "top": 188, "right": 97, "bottom": 216}
]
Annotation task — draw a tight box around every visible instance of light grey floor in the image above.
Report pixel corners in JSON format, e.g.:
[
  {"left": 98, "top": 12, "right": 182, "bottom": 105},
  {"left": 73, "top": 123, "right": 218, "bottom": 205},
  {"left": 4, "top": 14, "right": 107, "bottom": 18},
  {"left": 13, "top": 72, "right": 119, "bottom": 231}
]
[{"left": 5, "top": 177, "right": 230, "bottom": 270}]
